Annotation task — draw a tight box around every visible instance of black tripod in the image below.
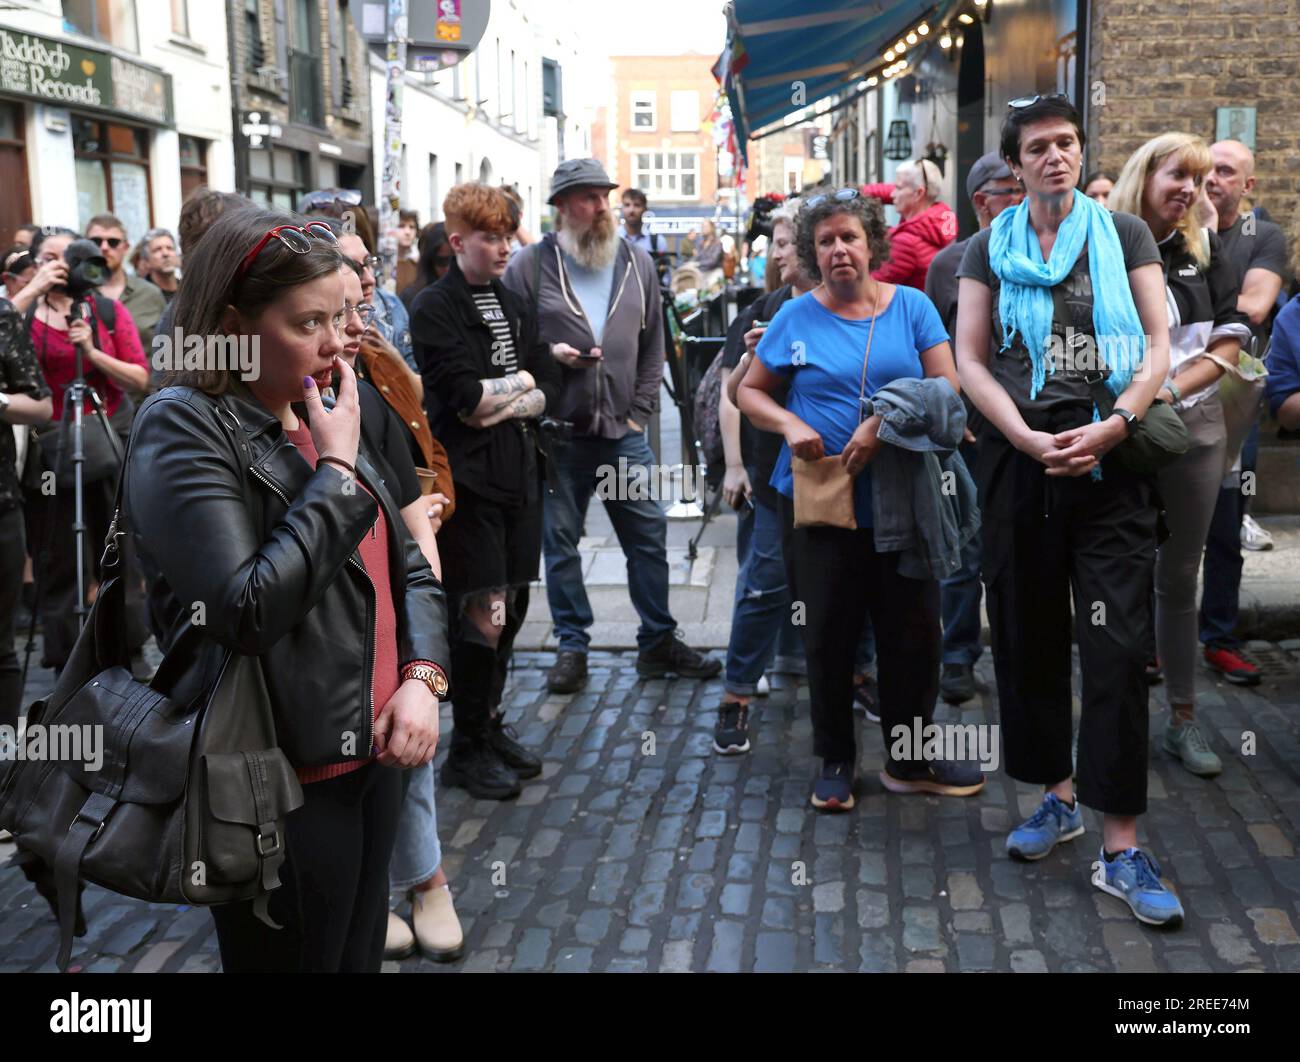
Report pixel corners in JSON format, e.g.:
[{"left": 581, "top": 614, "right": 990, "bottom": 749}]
[{"left": 19, "top": 297, "right": 124, "bottom": 692}]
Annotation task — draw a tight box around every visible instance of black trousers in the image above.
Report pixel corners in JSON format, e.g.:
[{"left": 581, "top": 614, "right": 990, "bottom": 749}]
[
  {"left": 978, "top": 421, "right": 1157, "bottom": 816},
  {"left": 0, "top": 505, "right": 24, "bottom": 730},
  {"left": 778, "top": 495, "right": 941, "bottom": 765},
  {"left": 210, "top": 761, "right": 404, "bottom": 972},
  {"left": 447, "top": 583, "right": 530, "bottom": 745}
]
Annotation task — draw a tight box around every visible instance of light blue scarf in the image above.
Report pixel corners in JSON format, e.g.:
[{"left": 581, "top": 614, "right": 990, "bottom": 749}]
[{"left": 988, "top": 189, "right": 1145, "bottom": 403}]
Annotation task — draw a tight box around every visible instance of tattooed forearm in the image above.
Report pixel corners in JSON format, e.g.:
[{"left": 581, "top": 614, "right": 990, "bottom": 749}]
[
  {"left": 508, "top": 389, "right": 546, "bottom": 418},
  {"left": 485, "top": 372, "right": 527, "bottom": 396}
]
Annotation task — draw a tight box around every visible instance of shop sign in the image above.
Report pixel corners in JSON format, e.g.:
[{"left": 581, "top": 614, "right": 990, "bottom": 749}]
[{"left": 0, "top": 26, "right": 173, "bottom": 125}]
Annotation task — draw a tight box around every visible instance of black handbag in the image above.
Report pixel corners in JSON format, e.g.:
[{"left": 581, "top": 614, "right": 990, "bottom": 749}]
[
  {"left": 1086, "top": 375, "right": 1190, "bottom": 475},
  {"left": 0, "top": 412, "right": 305, "bottom": 971},
  {"left": 33, "top": 395, "right": 131, "bottom": 487}
]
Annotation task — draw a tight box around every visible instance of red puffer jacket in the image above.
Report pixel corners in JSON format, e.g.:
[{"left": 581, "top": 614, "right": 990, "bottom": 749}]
[{"left": 860, "top": 183, "right": 958, "bottom": 290}]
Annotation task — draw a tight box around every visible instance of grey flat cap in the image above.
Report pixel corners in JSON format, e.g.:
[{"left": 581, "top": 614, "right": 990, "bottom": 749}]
[
  {"left": 966, "top": 152, "right": 1015, "bottom": 201},
  {"left": 548, "top": 158, "right": 618, "bottom": 204}
]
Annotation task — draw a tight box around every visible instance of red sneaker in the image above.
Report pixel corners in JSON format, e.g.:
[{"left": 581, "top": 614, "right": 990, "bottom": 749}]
[{"left": 1203, "top": 645, "right": 1262, "bottom": 686}]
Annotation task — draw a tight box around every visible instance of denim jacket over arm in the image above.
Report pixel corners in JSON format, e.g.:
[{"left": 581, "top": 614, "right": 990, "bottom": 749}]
[{"left": 863, "top": 376, "right": 979, "bottom": 580}]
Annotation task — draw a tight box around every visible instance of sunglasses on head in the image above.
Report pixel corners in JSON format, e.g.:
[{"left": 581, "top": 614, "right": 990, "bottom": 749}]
[
  {"left": 804, "top": 188, "right": 860, "bottom": 210},
  {"left": 1007, "top": 92, "right": 1070, "bottom": 110},
  {"left": 91, "top": 235, "right": 125, "bottom": 249},
  {"left": 233, "top": 222, "right": 339, "bottom": 286}
]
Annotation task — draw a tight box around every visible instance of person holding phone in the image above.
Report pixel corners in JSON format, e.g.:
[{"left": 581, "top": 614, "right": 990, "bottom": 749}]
[
  {"left": 712, "top": 200, "right": 810, "bottom": 755},
  {"left": 129, "top": 206, "right": 450, "bottom": 970}
]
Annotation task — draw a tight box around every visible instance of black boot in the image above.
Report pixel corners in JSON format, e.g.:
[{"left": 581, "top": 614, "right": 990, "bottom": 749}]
[
  {"left": 488, "top": 717, "right": 542, "bottom": 779},
  {"left": 547, "top": 650, "right": 588, "bottom": 694},
  {"left": 441, "top": 738, "right": 521, "bottom": 800},
  {"left": 636, "top": 630, "right": 721, "bottom": 679}
]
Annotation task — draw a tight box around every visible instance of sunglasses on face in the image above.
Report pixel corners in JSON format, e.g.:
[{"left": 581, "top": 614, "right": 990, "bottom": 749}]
[
  {"left": 1007, "top": 92, "right": 1070, "bottom": 109},
  {"left": 981, "top": 186, "right": 1023, "bottom": 197},
  {"left": 362, "top": 255, "right": 381, "bottom": 274},
  {"left": 234, "top": 222, "right": 339, "bottom": 286},
  {"left": 432, "top": 254, "right": 452, "bottom": 268},
  {"left": 91, "top": 235, "right": 125, "bottom": 249},
  {"left": 804, "top": 188, "right": 860, "bottom": 210}
]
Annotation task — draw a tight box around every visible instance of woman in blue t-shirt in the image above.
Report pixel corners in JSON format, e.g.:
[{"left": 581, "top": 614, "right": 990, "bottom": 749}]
[{"left": 738, "top": 190, "right": 983, "bottom": 812}]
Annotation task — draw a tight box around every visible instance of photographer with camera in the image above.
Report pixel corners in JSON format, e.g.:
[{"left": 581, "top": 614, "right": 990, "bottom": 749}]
[
  {"left": 16, "top": 229, "right": 150, "bottom": 676},
  {"left": 0, "top": 294, "right": 52, "bottom": 749}
]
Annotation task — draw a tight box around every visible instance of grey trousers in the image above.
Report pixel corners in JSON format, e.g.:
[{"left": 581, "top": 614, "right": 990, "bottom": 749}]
[{"left": 1155, "top": 393, "right": 1227, "bottom": 707}]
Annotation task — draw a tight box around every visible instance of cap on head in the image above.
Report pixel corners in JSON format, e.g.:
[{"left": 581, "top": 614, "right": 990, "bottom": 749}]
[
  {"left": 548, "top": 158, "right": 618, "bottom": 205},
  {"left": 966, "top": 152, "right": 1014, "bottom": 201}
]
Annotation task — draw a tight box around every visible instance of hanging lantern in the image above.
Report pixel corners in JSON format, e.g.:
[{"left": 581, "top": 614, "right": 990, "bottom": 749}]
[{"left": 884, "top": 119, "right": 912, "bottom": 160}]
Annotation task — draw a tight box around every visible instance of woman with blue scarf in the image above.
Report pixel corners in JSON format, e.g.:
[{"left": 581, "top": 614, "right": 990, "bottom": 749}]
[{"left": 954, "top": 96, "right": 1184, "bottom": 928}]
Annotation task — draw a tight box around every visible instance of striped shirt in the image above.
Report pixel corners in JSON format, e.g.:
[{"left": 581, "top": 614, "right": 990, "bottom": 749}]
[{"left": 471, "top": 286, "right": 518, "bottom": 374}]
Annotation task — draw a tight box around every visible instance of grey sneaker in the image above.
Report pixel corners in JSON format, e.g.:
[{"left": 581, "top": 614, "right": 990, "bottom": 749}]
[{"left": 1162, "top": 719, "right": 1222, "bottom": 778}]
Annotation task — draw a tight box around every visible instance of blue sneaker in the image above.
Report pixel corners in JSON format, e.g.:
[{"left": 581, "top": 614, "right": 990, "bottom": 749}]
[
  {"left": 1006, "top": 792, "right": 1084, "bottom": 861},
  {"left": 810, "top": 760, "right": 855, "bottom": 812},
  {"left": 1091, "top": 847, "right": 1185, "bottom": 927}
]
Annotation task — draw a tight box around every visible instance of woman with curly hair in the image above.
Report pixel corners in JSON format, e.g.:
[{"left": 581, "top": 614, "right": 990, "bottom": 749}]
[{"left": 738, "top": 189, "right": 982, "bottom": 812}]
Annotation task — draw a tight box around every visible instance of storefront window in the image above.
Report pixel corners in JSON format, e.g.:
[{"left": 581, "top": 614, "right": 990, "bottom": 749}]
[
  {"left": 73, "top": 115, "right": 152, "bottom": 240},
  {"left": 248, "top": 146, "right": 307, "bottom": 212},
  {"left": 179, "top": 134, "right": 209, "bottom": 203}
]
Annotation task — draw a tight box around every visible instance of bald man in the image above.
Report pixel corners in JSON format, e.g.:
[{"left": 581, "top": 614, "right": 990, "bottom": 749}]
[
  {"left": 1205, "top": 140, "right": 1289, "bottom": 331},
  {"left": 1197, "top": 139, "right": 1291, "bottom": 687}
]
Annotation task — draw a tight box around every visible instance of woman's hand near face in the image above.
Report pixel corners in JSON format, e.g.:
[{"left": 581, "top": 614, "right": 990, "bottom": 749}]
[{"left": 304, "top": 354, "right": 361, "bottom": 468}]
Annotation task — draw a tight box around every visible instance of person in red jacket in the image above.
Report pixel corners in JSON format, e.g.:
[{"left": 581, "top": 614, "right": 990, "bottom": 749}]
[{"left": 861, "top": 159, "right": 957, "bottom": 290}]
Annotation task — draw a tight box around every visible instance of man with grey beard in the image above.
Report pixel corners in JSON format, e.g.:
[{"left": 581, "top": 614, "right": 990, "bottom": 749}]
[{"left": 505, "top": 159, "right": 720, "bottom": 693}]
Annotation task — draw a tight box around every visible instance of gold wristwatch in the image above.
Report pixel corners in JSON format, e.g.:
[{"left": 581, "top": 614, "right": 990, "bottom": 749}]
[{"left": 402, "top": 662, "right": 449, "bottom": 697}]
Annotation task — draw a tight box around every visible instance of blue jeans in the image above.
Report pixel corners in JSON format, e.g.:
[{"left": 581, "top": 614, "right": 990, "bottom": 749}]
[
  {"left": 543, "top": 431, "right": 677, "bottom": 652},
  {"left": 725, "top": 486, "right": 802, "bottom": 695},
  {"left": 389, "top": 763, "right": 442, "bottom": 892},
  {"left": 940, "top": 440, "right": 983, "bottom": 666}
]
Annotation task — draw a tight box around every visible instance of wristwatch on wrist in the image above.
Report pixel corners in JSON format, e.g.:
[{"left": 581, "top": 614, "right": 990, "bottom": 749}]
[
  {"left": 402, "top": 661, "right": 449, "bottom": 698},
  {"left": 0, "top": 392, "right": 11, "bottom": 419},
  {"left": 1112, "top": 407, "right": 1139, "bottom": 436}
]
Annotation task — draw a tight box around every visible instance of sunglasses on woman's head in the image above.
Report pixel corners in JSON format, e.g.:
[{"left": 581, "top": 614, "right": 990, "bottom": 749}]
[
  {"left": 233, "top": 222, "right": 339, "bottom": 285},
  {"left": 804, "top": 188, "right": 861, "bottom": 210},
  {"left": 1007, "top": 92, "right": 1070, "bottom": 110}
]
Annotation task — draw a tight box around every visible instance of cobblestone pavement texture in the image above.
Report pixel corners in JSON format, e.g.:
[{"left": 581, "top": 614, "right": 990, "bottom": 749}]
[{"left": 4, "top": 643, "right": 1300, "bottom": 973}]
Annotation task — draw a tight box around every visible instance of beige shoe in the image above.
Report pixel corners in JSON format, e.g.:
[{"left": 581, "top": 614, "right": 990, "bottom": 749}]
[
  {"left": 384, "top": 909, "right": 417, "bottom": 960},
  {"left": 411, "top": 885, "right": 464, "bottom": 962}
]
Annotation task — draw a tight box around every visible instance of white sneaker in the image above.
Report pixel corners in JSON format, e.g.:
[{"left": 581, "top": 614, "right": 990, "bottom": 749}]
[
  {"left": 1241, "top": 514, "right": 1274, "bottom": 551},
  {"left": 756, "top": 674, "right": 770, "bottom": 697}
]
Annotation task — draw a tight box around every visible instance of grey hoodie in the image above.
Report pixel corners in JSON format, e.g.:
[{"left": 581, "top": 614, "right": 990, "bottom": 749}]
[
  {"left": 864, "top": 377, "right": 980, "bottom": 581},
  {"left": 503, "top": 233, "right": 664, "bottom": 439}
]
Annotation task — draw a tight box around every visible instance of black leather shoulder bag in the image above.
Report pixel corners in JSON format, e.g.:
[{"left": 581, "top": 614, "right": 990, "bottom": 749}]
[{"left": 0, "top": 394, "right": 304, "bottom": 971}]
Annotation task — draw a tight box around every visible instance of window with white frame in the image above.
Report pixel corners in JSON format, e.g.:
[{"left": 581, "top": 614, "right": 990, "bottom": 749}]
[
  {"left": 631, "top": 151, "right": 698, "bottom": 200},
  {"left": 670, "top": 91, "right": 700, "bottom": 132},
  {"left": 630, "top": 91, "right": 656, "bottom": 131}
]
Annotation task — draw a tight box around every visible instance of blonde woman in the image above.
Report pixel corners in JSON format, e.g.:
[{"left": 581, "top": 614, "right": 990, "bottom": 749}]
[{"left": 1110, "top": 133, "right": 1250, "bottom": 778}]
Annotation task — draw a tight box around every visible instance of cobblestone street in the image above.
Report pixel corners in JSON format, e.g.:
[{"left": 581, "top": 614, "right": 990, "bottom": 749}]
[{"left": 4, "top": 645, "right": 1299, "bottom": 973}]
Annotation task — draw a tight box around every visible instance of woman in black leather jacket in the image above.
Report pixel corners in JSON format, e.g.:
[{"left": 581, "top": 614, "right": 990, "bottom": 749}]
[{"left": 125, "top": 205, "right": 451, "bottom": 972}]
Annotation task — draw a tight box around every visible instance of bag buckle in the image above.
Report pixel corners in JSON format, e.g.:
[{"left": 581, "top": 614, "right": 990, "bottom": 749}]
[{"left": 256, "top": 825, "right": 280, "bottom": 857}]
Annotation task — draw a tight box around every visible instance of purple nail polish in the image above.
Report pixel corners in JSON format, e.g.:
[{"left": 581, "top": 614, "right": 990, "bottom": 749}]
[{"left": 304, "top": 376, "right": 314, "bottom": 388}]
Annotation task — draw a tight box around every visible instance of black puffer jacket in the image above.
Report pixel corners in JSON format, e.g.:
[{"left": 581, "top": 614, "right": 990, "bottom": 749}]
[{"left": 125, "top": 386, "right": 450, "bottom": 769}]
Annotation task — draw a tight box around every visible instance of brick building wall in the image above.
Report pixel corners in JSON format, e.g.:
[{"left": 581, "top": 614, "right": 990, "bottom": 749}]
[
  {"left": 610, "top": 54, "right": 721, "bottom": 209},
  {"left": 1087, "top": 0, "right": 1300, "bottom": 243}
]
